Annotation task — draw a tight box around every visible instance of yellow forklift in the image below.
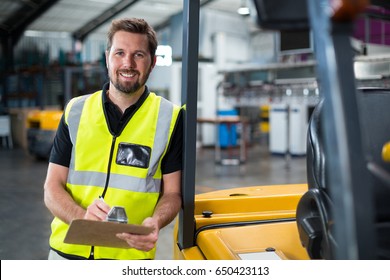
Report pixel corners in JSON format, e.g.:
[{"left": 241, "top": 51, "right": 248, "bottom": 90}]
[
  {"left": 174, "top": 0, "right": 390, "bottom": 260},
  {"left": 26, "top": 108, "right": 62, "bottom": 159}
]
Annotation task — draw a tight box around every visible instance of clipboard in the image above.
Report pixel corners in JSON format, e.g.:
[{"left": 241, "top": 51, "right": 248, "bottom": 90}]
[{"left": 64, "top": 219, "right": 154, "bottom": 248}]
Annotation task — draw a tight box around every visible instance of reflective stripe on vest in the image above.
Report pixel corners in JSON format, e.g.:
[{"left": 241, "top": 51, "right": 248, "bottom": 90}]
[
  {"left": 66, "top": 94, "right": 89, "bottom": 171},
  {"left": 67, "top": 169, "right": 162, "bottom": 193}
]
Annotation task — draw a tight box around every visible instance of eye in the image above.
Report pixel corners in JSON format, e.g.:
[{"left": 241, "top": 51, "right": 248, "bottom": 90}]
[
  {"left": 134, "top": 52, "right": 145, "bottom": 59},
  {"left": 115, "top": 51, "right": 124, "bottom": 56}
]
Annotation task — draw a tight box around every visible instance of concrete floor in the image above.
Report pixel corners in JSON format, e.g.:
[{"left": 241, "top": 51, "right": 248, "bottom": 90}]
[{"left": 0, "top": 143, "right": 307, "bottom": 260}]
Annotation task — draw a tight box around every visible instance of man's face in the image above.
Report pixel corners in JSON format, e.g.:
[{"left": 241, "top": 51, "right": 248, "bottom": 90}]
[{"left": 106, "top": 30, "right": 155, "bottom": 95}]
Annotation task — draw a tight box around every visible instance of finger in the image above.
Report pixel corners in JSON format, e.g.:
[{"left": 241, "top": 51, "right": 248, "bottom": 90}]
[
  {"left": 95, "top": 199, "right": 111, "bottom": 213},
  {"left": 85, "top": 202, "right": 110, "bottom": 221},
  {"left": 84, "top": 210, "right": 102, "bottom": 221},
  {"left": 116, "top": 233, "right": 156, "bottom": 252}
]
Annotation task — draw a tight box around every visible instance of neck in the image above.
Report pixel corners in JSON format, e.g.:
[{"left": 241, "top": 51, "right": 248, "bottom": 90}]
[{"left": 107, "top": 84, "right": 145, "bottom": 113}]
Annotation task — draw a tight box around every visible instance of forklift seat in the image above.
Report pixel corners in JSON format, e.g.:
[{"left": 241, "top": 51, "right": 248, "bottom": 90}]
[{"left": 297, "top": 88, "right": 390, "bottom": 259}]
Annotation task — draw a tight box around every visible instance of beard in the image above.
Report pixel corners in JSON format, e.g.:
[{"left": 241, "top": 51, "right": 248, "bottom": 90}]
[{"left": 109, "top": 67, "right": 151, "bottom": 95}]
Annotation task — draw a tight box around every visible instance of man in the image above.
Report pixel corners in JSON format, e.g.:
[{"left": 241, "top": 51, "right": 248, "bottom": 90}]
[{"left": 44, "top": 18, "right": 182, "bottom": 260}]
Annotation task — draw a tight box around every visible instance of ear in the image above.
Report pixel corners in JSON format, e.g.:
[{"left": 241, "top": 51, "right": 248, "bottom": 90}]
[{"left": 151, "top": 56, "right": 157, "bottom": 69}]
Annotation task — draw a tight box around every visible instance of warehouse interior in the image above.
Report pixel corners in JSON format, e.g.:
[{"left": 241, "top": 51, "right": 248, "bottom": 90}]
[{"left": 1, "top": 0, "right": 390, "bottom": 260}]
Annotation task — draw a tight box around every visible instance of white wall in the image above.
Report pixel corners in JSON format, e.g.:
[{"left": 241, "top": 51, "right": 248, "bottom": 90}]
[
  {"left": 250, "top": 31, "right": 278, "bottom": 64},
  {"left": 148, "top": 62, "right": 221, "bottom": 146},
  {"left": 169, "top": 8, "right": 252, "bottom": 61}
]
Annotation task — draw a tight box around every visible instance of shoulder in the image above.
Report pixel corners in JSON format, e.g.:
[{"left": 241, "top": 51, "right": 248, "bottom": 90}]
[{"left": 64, "top": 91, "right": 101, "bottom": 123}]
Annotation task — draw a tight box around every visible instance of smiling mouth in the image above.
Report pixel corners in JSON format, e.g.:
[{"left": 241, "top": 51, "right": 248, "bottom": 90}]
[{"left": 119, "top": 72, "right": 137, "bottom": 78}]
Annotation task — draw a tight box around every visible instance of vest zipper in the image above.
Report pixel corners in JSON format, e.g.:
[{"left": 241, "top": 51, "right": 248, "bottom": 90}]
[
  {"left": 89, "top": 135, "right": 117, "bottom": 259},
  {"left": 100, "top": 135, "right": 117, "bottom": 198},
  {"left": 89, "top": 247, "right": 95, "bottom": 259}
]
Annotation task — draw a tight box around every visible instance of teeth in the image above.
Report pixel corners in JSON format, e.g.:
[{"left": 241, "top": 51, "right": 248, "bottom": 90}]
[{"left": 120, "top": 72, "right": 136, "bottom": 78}]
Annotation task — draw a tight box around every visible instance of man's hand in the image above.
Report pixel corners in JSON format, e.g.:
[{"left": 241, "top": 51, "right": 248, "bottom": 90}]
[
  {"left": 116, "top": 217, "right": 159, "bottom": 252},
  {"left": 84, "top": 198, "right": 111, "bottom": 221}
]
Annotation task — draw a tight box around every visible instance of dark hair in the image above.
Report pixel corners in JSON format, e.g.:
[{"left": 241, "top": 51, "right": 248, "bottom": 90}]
[{"left": 106, "top": 18, "right": 158, "bottom": 60}]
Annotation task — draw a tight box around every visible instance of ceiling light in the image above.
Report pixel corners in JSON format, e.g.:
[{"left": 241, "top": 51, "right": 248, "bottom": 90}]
[{"left": 237, "top": 0, "right": 250, "bottom": 16}]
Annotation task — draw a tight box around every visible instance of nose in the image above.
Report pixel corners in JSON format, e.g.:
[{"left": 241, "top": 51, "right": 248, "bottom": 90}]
[{"left": 121, "top": 54, "right": 136, "bottom": 69}]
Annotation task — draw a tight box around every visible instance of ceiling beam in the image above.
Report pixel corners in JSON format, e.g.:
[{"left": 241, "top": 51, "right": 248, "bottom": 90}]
[
  {"left": 74, "top": 0, "right": 218, "bottom": 40},
  {"left": 72, "top": 0, "right": 141, "bottom": 42},
  {"left": 0, "top": 0, "right": 60, "bottom": 41},
  {"left": 0, "top": 0, "right": 60, "bottom": 72}
]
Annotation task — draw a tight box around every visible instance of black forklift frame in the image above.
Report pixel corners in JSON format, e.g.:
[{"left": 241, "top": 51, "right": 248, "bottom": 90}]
[
  {"left": 178, "top": 0, "right": 378, "bottom": 259},
  {"left": 178, "top": 0, "right": 199, "bottom": 249}
]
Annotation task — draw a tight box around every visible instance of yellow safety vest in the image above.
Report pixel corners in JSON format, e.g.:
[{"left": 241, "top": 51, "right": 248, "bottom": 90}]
[{"left": 49, "top": 90, "right": 180, "bottom": 259}]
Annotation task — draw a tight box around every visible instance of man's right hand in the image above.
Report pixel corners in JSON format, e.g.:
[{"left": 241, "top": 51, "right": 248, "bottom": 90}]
[{"left": 84, "top": 198, "right": 111, "bottom": 221}]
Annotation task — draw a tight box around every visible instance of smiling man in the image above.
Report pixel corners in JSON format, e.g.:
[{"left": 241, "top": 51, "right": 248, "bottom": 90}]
[{"left": 43, "top": 18, "right": 183, "bottom": 260}]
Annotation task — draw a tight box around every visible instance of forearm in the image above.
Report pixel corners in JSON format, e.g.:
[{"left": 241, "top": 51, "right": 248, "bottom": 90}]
[
  {"left": 44, "top": 184, "right": 86, "bottom": 224},
  {"left": 152, "top": 192, "right": 182, "bottom": 230},
  {"left": 43, "top": 163, "right": 86, "bottom": 224}
]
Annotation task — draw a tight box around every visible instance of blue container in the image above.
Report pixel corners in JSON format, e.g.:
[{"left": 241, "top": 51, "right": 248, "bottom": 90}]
[{"left": 218, "top": 109, "right": 238, "bottom": 148}]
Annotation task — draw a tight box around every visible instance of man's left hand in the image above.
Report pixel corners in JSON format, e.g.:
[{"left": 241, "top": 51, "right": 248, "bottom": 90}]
[{"left": 116, "top": 217, "right": 159, "bottom": 252}]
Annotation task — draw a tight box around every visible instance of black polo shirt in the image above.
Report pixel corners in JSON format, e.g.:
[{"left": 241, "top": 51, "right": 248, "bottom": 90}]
[{"left": 49, "top": 83, "right": 183, "bottom": 174}]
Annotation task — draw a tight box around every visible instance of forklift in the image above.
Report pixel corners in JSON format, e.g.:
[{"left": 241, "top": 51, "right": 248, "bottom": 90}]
[{"left": 174, "top": 0, "right": 390, "bottom": 260}]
